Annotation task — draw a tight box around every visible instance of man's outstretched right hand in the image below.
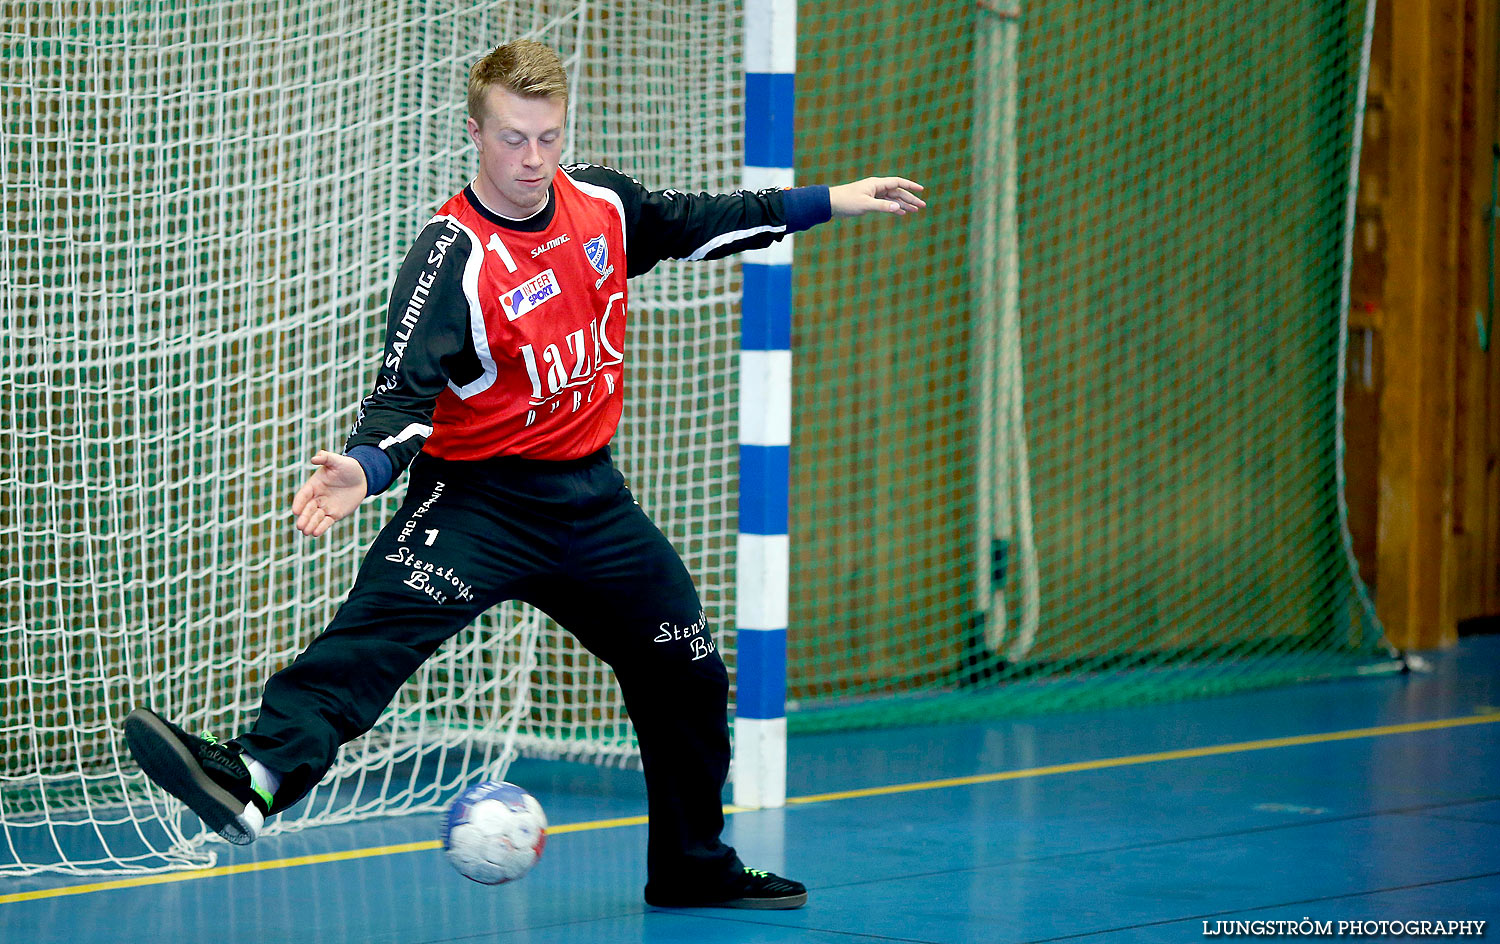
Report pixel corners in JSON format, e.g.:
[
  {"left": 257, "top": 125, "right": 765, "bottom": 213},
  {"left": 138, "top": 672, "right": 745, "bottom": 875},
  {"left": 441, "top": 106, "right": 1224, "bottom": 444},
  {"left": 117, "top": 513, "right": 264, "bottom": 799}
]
[{"left": 291, "top": 450, "right": 368, "bottom": 537}]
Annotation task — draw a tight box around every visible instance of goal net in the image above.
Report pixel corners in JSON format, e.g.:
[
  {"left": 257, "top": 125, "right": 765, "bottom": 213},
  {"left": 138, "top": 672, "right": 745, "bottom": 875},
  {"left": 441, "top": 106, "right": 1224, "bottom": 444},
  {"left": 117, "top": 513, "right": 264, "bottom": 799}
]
[
  {"left": 2, "top": 1, "right": 740, "bottom": 875},
  {"left": 786, "top": 0, "right": 1395, "bottom": 730}
]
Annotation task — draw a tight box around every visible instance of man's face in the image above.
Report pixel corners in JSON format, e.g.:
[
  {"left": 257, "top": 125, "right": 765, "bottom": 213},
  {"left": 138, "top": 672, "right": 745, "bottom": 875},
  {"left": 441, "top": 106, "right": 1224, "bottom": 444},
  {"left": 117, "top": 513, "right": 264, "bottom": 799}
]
[{"left": 467, "top": 86, "right": 566, "bottom": 218}]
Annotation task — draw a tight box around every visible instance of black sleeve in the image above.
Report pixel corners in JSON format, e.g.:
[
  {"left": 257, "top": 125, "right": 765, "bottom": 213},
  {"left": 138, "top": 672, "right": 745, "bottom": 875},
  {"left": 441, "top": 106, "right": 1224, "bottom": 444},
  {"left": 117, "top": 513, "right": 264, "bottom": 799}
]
[
  {"left": 342, "top": 216, "right": 474, "bottom": 486},
  {"left": 564, "top": 163, "right": 826, "bottom": 278}
]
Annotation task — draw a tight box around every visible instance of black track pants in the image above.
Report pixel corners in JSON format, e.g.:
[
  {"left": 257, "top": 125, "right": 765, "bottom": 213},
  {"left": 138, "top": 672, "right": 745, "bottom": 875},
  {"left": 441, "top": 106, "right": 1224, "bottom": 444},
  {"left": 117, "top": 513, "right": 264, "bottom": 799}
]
[{"left": 234, "top": 448, "right": 740, "bottom": 884}]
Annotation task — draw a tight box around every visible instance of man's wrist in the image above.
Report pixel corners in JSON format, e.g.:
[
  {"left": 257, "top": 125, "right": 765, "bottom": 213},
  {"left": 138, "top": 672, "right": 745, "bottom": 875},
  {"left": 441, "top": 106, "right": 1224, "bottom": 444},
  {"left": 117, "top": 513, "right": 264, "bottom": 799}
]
[
  {"left": 346, "top": 445, "right": 393, "bottom": 496},
  {"left": 782, "top": 185, "right": 832, "bottom": 232}
]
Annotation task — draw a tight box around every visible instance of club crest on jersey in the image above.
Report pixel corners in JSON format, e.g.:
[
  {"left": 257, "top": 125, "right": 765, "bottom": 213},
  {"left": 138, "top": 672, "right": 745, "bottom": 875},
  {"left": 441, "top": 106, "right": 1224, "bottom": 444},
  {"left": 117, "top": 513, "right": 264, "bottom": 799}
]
[
  {"left": 584, "top": 235, "right": 609, "bottom": 276},
  {"left": 499, "top": 268, "right": 561, "bottom": 322}
]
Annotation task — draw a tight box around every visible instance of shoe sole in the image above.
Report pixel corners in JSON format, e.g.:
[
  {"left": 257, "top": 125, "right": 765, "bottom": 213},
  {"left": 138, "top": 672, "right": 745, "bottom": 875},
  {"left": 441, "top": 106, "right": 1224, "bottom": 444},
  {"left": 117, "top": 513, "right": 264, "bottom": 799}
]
[
  {"left": 648, "top": 892, "right": 808, "bottom": 910},
  {"left": 715, "top": 892, "right": 808, "bottom": 910},
  {"left": 123, "top": 709, "right": 256, "bottom": 845}
]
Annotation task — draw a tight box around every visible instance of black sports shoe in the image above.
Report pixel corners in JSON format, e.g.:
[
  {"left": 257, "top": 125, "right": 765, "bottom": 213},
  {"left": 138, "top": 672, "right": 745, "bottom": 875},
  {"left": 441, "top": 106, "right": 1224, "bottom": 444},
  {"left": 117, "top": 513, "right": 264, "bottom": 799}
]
[
  {"left": 645, "top": 867, "right": 808, "bottom": 910},
  {"left": 123, "top": 708, "right": 271, "bottom": 845}
]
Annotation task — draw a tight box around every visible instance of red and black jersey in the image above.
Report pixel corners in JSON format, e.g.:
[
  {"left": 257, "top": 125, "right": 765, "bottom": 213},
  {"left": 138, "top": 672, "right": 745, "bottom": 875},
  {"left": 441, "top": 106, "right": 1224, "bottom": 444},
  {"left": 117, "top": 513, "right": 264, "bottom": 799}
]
[{"left": 343, "top": 165, "right": 830, "bottom": 493}]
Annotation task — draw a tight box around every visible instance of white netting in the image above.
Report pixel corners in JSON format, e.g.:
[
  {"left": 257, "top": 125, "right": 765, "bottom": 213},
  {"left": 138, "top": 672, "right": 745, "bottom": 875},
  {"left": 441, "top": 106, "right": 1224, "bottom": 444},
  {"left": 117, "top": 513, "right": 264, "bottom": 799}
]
[{"left": 1, "top": 0, "right": 740, "bottom": 875}]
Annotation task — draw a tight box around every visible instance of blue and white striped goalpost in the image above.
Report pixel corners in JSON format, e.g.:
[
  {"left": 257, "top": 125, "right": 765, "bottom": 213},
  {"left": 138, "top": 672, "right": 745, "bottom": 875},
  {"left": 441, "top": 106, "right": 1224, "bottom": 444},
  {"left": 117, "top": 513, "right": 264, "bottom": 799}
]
[{"left": 734, "top": 0, "right": 795, "bottom": 810}]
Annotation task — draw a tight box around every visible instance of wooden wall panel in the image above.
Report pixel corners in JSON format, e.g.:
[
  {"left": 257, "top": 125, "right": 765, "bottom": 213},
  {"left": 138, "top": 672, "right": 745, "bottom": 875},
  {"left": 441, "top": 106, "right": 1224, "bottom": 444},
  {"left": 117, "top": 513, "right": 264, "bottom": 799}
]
[
  {"left": 1374, "top": 0, "right": 1463, "bottom": 649},
  {"left": 1353, "top": 0, "right": 1500, "bottom": 648},
  {"left": 1453, "top": 0, "right": 1500, "bottom": 623}
]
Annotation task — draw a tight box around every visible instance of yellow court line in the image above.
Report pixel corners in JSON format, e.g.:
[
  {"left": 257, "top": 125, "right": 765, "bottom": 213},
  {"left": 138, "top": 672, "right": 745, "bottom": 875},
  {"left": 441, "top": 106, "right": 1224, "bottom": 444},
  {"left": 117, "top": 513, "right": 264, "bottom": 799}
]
[
  {"left": 3, "top": 712, "right": 1495, "bottom": 906},
  {"left": 785, "top": 712, "right": 1500, "bottom": 805}
]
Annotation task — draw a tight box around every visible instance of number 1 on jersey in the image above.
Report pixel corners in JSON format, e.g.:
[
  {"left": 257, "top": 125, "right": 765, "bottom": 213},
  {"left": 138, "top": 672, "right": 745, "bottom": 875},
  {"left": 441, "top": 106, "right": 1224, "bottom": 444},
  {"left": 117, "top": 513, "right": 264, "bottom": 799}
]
[{"left": 486, "top": 233, "right": 518, "bottom": 273}]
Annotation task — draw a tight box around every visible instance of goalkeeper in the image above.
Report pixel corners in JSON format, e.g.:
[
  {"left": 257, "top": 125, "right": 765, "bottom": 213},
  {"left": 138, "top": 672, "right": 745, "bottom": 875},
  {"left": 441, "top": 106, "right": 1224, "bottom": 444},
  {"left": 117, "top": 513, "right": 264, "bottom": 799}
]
[{"left": 125, "top": 38, "right": 923, "bottom": 910}]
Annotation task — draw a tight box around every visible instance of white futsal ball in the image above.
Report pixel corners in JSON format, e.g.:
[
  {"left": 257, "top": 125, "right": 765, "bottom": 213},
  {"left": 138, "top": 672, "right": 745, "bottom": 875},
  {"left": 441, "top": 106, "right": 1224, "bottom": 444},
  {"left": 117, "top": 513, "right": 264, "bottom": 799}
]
[{"left": 442, "top": 781, "right": 548, "bottom": 885}]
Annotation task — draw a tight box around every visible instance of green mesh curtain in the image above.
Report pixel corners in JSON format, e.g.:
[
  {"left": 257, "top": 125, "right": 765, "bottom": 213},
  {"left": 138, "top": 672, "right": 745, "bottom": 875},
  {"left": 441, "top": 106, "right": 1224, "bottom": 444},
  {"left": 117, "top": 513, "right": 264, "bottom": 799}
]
[{"left": 787, "top": 0, "right": 1393, "bottom": 730}]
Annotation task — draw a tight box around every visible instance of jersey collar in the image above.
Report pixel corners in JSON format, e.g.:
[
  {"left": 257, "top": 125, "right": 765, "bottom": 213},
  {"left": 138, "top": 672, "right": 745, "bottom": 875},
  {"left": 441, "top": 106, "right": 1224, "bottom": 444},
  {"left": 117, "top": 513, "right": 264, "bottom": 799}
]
[{"left": 464, "top": 183, "right": 557, "bottom": 233}]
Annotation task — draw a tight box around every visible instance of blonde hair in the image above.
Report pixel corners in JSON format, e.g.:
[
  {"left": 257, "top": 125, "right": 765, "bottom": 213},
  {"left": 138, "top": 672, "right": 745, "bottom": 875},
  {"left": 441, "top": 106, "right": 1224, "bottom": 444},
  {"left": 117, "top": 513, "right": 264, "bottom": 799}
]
[{"left": 467, "top": 40, "right": 569, "bottom": 124}]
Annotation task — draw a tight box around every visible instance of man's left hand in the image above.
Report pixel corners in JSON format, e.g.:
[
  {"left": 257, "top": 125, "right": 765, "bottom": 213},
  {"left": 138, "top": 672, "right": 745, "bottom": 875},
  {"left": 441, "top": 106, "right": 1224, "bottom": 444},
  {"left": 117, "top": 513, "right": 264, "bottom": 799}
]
[{"left": 829, "top": 177, "right": 927, "bottom": 218}]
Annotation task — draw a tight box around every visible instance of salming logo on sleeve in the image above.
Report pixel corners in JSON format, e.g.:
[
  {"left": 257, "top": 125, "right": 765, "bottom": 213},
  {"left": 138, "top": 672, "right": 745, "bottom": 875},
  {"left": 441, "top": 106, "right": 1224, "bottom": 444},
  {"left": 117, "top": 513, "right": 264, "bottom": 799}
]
[
  {"left": 386, "top": 222, "right": 460, "bottom": 372},
  {"left": 344, "top": 217, "right": 475, "bottom": 474}
]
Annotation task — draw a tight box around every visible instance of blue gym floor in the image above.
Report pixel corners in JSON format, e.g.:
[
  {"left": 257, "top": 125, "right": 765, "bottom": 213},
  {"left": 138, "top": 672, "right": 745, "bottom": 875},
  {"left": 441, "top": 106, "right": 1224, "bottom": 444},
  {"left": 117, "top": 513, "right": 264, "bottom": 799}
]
[{"left": 4, "top": 636, "right": 1498, "bottom": 943}]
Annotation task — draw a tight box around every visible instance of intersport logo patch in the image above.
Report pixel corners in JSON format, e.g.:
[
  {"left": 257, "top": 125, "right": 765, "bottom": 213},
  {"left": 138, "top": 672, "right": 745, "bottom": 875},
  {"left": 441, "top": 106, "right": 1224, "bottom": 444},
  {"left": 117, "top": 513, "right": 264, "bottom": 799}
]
[{"left": 499, "top": 268, "right": 561, "bottom": 322}]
